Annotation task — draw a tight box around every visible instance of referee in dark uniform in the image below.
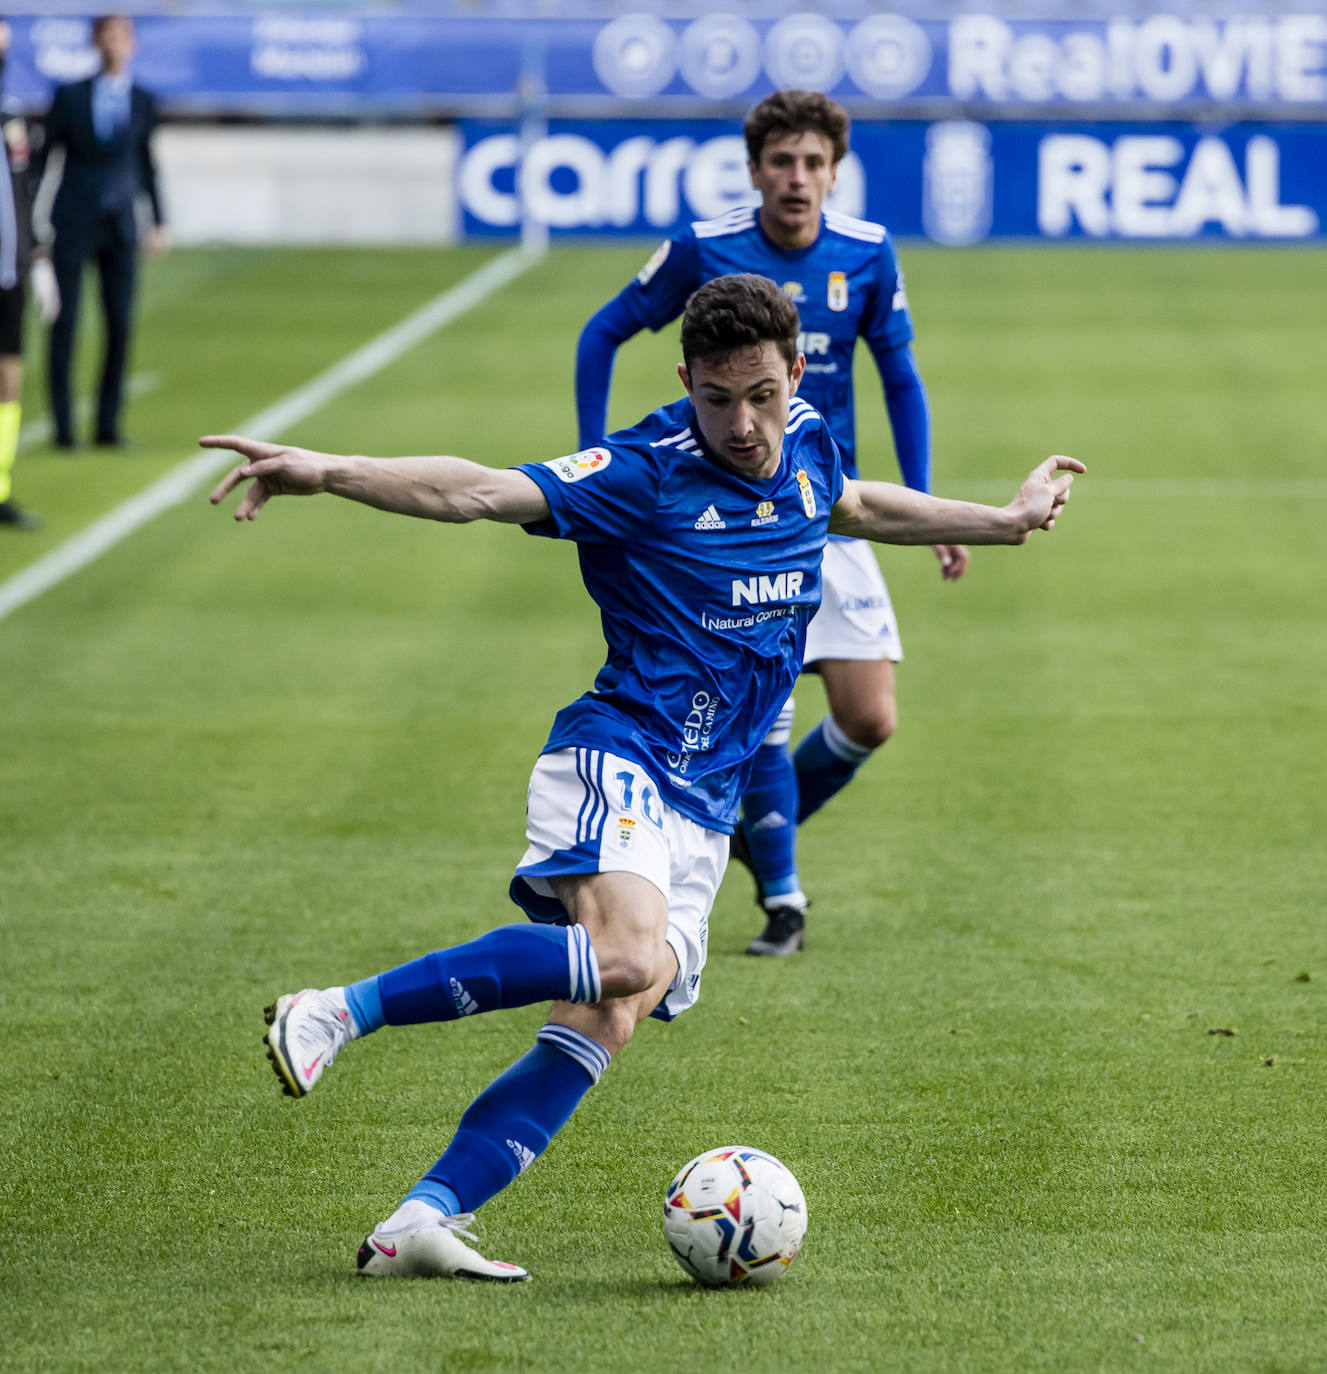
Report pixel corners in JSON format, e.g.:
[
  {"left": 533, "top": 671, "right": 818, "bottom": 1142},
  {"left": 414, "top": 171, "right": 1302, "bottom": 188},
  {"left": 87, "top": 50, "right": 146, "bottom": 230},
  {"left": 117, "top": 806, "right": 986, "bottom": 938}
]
[
  {"left": 31, "top": 12, "right": 165, "bottom": 451},
  {"left": 0, "top": 15, "right": 58, "bottom": 527}
]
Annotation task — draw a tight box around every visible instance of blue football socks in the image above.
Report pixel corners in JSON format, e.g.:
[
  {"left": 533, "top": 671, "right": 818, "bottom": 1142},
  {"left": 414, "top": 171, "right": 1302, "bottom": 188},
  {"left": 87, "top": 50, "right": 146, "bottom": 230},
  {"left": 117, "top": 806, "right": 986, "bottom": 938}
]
[
  {"left": 407, "top": 1024, "right": 611, "bottom": 1214},
  {"left": 741, "top": 739, "right": 802, "bottom": 901},
  {"left": 344, "top": 922, "right": 600, "bottom": 1035},
  {"left": 794, "top": 715, "right": 875, "bottom": 823}
]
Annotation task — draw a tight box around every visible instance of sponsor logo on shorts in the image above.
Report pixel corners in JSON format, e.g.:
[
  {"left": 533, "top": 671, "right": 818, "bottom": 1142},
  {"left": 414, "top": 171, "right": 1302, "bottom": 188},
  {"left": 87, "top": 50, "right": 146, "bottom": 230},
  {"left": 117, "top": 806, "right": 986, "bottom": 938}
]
[
  {"left": 546, "top": 448, "right": 611, "bottom": 483},
  {"left": 841, "top": 595, "right": 888, "bottom": 612}
]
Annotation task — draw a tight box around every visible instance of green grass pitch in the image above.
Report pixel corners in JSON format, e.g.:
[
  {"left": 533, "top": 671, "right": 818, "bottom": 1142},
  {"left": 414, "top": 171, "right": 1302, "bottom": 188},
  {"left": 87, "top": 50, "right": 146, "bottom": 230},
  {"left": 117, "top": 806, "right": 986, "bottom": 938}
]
[{"left": 2, "top": 242, "right": 1325, "bottom": 1373}]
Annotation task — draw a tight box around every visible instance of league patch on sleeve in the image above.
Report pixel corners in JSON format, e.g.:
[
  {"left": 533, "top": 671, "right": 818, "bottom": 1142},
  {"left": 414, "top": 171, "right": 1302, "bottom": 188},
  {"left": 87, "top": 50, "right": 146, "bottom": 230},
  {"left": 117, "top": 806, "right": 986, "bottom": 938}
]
[
  {"left": 635, "top": 240, "right": 671, "bottom": 285},
  {"left": 545, "top": 448, "right": 613, "bottom": 483}
]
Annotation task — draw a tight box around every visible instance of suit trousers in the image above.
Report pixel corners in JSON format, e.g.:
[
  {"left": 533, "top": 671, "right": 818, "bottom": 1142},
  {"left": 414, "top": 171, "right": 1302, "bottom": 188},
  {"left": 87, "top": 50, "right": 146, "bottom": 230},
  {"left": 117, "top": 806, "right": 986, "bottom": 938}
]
[{"left": 49, "top": 209, "right": 137, "bottom": 444}]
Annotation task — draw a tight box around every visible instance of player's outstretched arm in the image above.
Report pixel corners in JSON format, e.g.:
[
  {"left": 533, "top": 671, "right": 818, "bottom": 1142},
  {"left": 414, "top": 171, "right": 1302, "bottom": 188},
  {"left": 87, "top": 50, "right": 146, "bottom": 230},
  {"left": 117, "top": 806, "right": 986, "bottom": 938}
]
[
  {"left": 830, "top": 455, "right": 1085, "bottom": 546},
  {"left": 202, "top": 435, "right": 550, "bottom": 526}
]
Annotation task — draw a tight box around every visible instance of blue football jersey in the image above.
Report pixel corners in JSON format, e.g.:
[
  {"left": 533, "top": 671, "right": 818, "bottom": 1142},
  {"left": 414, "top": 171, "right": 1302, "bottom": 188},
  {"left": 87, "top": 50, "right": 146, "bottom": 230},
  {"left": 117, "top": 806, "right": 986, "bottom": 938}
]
[
  {"left": 517, "top": 395, "right": 845, "bottom": 832},
  {"left": 617, "top": 206, "right": 914, "bottom": 477}
]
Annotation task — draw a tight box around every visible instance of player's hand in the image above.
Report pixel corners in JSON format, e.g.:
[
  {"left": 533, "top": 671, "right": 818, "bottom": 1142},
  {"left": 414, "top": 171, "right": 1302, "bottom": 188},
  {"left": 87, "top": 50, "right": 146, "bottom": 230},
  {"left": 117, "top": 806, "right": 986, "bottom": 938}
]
[
  {"left": 144, "top": 225, "right": 170, "bottom": 259},
  {"left": 30, "top": 257, "right": 60, "bottom": 325},
  {"left": 932, "top": 544, "right": 969, "bottom": 581},
  {"left": 202, "top": 435, "right": 331, "bottom": 521},
  {"left": 1007, "top": 455, "right": 1085, "bottom": 541}
]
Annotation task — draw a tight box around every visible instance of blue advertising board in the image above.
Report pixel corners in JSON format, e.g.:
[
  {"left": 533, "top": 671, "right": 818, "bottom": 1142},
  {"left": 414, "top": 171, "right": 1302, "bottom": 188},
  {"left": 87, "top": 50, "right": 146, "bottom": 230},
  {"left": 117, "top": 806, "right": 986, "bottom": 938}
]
[
  {"left": 457, "top": 119, "right": 1327, "bottom": 243},
  {"left": 4, "top": 12, "right": 1327, "bottom": 115}
]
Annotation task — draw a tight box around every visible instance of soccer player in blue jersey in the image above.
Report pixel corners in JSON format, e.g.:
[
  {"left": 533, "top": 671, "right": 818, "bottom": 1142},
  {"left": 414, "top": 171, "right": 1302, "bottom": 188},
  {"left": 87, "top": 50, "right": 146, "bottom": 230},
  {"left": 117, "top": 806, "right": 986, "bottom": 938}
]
[
  {"left": 206, "top": 274, "right": 1081, "bottom": 1280},
  {"left": 578, "top": 90, "right": 962, "bottom": 956}
]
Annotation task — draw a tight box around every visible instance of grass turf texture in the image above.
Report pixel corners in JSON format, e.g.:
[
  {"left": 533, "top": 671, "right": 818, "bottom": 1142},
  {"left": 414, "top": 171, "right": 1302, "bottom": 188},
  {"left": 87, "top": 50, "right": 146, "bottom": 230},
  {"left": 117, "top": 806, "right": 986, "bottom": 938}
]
[{"left": 2, "top": 243, "right": 1325, "bottom": 1373}]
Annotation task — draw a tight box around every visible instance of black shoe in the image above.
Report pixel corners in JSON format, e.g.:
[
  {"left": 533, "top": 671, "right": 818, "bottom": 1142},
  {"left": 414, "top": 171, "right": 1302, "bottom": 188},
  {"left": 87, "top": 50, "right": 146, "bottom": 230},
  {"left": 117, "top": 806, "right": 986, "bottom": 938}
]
[
  {"left": 745, "top": 903, "right": 806, "bottom": 957},
  {"left": 94, "top": 434, "right": 131, "bottom": 450},
  {"left": 727, "top": 820, "right": 766, "bottom": 905},
  {"left": 53, "top": 434, "right": 77, "bottom": 451},
  {"left": 0, "top": 499, "right": 41, "bottom": 530}
]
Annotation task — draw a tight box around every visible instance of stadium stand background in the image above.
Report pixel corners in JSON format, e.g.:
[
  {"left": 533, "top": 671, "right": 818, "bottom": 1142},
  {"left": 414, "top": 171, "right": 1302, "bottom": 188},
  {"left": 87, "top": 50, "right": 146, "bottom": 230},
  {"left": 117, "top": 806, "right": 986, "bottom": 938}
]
[{"left": 4, "top": 3, "right": 1325, "bottom": 244}]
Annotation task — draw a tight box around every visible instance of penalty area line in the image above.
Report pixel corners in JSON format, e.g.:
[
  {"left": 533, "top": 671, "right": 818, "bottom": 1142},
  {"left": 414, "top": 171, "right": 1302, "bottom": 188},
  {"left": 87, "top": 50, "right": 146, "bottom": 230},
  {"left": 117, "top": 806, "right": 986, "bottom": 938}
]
[{"left": 0, "top": 245, "right": 542, "bottom": 626}]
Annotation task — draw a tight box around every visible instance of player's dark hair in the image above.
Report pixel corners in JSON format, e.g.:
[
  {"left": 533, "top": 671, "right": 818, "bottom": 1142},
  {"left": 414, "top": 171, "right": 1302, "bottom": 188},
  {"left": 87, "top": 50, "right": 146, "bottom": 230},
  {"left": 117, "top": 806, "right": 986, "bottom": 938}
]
[
  {"left": 681, "top": 274, "right": 800, "bottom": 375},
  {"left": 743, "top": 89, "right": 850, "bottom": 166}
]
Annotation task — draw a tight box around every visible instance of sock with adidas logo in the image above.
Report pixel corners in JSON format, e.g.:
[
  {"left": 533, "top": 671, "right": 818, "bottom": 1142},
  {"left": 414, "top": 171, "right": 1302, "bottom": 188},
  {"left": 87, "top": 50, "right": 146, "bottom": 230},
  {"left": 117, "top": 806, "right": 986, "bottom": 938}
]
[
  {"left": 739, "top": 702, "right": 801, "bottom": 900},
  {"left": 406, "top": 1024, "right": 610, "bottom": 1214},
  {"left": 345, "top": 922, "right": 601, "bottom": 1034}
]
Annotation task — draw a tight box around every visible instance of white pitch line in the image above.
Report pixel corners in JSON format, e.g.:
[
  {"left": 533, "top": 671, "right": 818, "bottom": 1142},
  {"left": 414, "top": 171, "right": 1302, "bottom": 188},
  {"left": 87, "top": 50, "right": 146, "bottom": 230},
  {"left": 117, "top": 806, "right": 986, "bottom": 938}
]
[{"left": 0, "top": 246, "right": 541, "bottom": 625}]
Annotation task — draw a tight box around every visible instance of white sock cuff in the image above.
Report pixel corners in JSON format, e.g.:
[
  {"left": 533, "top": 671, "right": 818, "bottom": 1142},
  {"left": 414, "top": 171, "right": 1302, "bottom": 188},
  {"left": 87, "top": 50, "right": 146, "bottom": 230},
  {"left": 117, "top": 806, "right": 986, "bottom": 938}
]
[
  {"left": 764, "top": 697, "right": 796, "bottom": 747},
  {"left": 820, "top": 715, "right": 873, "bottom": 763},
  {"left": 566, "top": 922, "right": 602, "bottom": 1004},
  {"left": 537, "top": 1023, "right": 612, "bottom": 1084}
]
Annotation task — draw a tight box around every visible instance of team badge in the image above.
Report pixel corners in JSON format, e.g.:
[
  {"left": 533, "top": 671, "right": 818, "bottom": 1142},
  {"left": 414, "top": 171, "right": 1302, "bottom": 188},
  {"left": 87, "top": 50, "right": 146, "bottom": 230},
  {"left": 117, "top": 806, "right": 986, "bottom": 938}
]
[
  {"left": 616, "top": 817, "right": 637, "bottom": 848},
  {"left": 546, "top": 447, "right": 611, "bottom": 483},
  {"left": 781, "top": 281, "right": 806, "bottom": 303},
  {"left": 796, "top": 470, "right": 816, "bottom": 518},
  {"left": 751, "top": 500, "right": 778, "bottom": 528},
  {"left": 827, "top": 271, "right": 848, "bottom": 312},
  {"left": 636, "top": 240, "right": 671, "bottom": 286}
]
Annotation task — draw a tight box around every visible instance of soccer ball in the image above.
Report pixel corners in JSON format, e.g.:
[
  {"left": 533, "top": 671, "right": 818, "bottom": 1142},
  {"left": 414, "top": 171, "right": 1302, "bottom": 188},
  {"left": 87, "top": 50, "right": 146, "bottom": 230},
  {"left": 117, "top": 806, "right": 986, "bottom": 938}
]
[{"left": 662, "top": 1145, "right": 807, "bottom": 1287}]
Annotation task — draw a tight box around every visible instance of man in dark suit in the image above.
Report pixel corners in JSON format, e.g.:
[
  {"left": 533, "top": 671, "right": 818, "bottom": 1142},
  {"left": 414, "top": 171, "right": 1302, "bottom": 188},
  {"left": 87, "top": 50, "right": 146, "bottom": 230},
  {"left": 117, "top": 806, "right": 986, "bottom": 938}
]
[{"left": 32, "top": 12, "right": 165, "bottom": 449}]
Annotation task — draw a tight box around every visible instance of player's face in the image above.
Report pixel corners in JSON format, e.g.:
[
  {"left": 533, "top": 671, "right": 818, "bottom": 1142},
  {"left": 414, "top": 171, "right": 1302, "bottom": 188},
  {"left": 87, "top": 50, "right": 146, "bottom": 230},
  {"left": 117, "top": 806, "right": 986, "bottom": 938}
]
[
  {"left": 750, "top": 130, "right": 838, "bottom": 250},
  {"left": 679, "top": 342, "right": 805, "bottom": 481}
]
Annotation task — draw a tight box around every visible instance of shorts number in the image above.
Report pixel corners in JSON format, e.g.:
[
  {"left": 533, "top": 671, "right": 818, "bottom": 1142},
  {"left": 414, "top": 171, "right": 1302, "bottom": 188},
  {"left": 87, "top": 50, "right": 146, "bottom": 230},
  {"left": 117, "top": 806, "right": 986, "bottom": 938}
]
[{"left": 616, "top": 769, "right": 663, "bottom": 829}]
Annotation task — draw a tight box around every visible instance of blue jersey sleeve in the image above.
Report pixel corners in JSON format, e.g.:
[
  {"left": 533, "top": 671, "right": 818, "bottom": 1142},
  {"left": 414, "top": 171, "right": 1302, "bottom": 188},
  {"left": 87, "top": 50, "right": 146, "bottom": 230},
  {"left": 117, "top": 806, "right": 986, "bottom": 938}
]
[
  {"left": 817, "top": 420, "right": 847, "bottom": 508},
  {"left": 873, "top": 341, "right": 932, "bottom": 493},
  {"left": 859, "top": 233, "right": 915, "bottom": 356},
  {"left": 515, "top": 443, "right": 660, "bottom": 546},
  {"left": 574, "top": 233, "right": 701, "bottom": 448},
  {"left": 575, "top": 294, "right": 641, "bottom": 449},
  {"left": 614, "top": 231, "right": 702, "bottom": 333}
]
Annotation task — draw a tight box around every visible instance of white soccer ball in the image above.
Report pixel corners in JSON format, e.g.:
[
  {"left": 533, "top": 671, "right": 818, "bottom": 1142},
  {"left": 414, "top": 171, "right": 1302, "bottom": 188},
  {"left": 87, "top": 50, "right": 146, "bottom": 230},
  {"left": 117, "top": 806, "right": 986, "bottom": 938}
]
[{"left": 662, "top": 1145, "right": 807, "bottom": 1287}]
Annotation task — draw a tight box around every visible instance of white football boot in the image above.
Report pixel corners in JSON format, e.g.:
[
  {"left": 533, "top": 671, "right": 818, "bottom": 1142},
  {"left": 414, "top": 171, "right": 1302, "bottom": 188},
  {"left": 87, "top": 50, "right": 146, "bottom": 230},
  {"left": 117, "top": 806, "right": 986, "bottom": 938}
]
[
  {"left": 357, "top": 1205, "right": 530, "bottom": 1282},
  {"left": 263, "top": 987, "right": 355, "bottom": 1098}
]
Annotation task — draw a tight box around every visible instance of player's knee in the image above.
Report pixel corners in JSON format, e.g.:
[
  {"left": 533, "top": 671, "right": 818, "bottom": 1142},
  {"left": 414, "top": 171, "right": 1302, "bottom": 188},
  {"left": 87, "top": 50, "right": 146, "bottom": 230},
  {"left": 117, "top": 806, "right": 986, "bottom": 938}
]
[
  {"left": 598, "top": 955, "right": 657, "bottom": 999},
  {"left": 835, "top": 701, "right": 896, "bottom": 751}
]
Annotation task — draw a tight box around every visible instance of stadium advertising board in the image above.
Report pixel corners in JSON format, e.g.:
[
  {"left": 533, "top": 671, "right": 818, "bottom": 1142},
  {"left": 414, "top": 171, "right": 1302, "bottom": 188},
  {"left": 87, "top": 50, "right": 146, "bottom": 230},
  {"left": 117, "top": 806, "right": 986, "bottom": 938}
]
[
  {"left": 458, "top": 120, "right": 1326, "bottom": 243},
  {"left": 4, "top": 12, "right": 1327, "bottom": 113}
]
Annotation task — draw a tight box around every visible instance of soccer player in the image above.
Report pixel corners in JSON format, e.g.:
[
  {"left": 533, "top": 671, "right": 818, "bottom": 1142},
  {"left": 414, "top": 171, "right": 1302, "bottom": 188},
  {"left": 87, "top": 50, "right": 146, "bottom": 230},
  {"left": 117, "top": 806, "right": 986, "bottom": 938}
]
[
  {"left": 206, "top": 274, "right": 1081, "bottom": 1281},
  {"left": 577, "top": 90, "right": 959, "bottom": 956}
]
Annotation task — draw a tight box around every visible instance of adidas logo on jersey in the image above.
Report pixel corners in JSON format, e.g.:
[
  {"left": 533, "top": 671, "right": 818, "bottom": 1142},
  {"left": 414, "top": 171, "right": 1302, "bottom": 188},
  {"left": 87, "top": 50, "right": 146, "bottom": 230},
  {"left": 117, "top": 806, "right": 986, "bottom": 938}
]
[
  {"left": 694, "top": 504, "right": 726, "bottom": 530},
  {"left": 449, "top": 977, "right": 479, "bottom": 1017},
  {"left": 507, "top": 1139, "right": 537, "bottom": 1174}
]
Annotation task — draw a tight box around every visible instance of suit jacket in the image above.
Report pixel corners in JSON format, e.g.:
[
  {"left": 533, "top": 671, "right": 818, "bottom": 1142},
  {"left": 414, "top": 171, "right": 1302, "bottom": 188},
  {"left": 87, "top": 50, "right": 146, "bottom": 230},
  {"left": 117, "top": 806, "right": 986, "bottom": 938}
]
[{"left": 32, "top": 76, "right": 162, "bottom": 248}]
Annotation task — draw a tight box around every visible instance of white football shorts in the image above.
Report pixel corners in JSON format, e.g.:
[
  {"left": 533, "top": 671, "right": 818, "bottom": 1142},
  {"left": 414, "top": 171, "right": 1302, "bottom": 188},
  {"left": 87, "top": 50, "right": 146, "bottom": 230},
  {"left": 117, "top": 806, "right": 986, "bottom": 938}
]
[
  {"left": 803, "top": 537, "right": 903, "bottom": 665},
  {"left": 509, "top": 747, "right": 728, "bottom": 1021}
]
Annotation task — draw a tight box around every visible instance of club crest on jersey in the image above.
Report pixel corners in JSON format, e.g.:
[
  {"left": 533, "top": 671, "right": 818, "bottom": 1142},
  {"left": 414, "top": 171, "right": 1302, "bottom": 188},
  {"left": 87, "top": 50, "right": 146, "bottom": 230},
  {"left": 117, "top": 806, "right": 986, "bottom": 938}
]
[
  {"left": 796, "top": 469, "right": 816, "bottom": 518},
  {"left": 546, "top": 448, "right": 611, "bottom": 483},
  {"left": 636, "top": 240, "right": 671, "bottom": 286},
  {"left": 751, "top": 500, "right": 778, "bottom": 528},
  {"left": 827, "top": 271, "right": 848, "bottom": 312},
  {"left": 781, "top": 281, "right": 806, "bottom": 304}
]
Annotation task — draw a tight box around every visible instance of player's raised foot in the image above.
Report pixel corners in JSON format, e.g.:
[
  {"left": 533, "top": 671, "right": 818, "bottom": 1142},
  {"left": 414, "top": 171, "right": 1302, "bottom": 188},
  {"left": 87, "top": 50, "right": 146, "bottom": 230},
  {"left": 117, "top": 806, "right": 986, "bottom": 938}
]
[
  {"left": 357, "top": 1207, "right": 531, "bottom": 1282},
  {"left": 745, "top": 902, "right": 806, "bottom": 957},
  {"left": 263, "top": 987, "right": 355, "bottom": 1098},
  {"left": 727, "top": 820, "right": 766, "bottom": 905}
]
